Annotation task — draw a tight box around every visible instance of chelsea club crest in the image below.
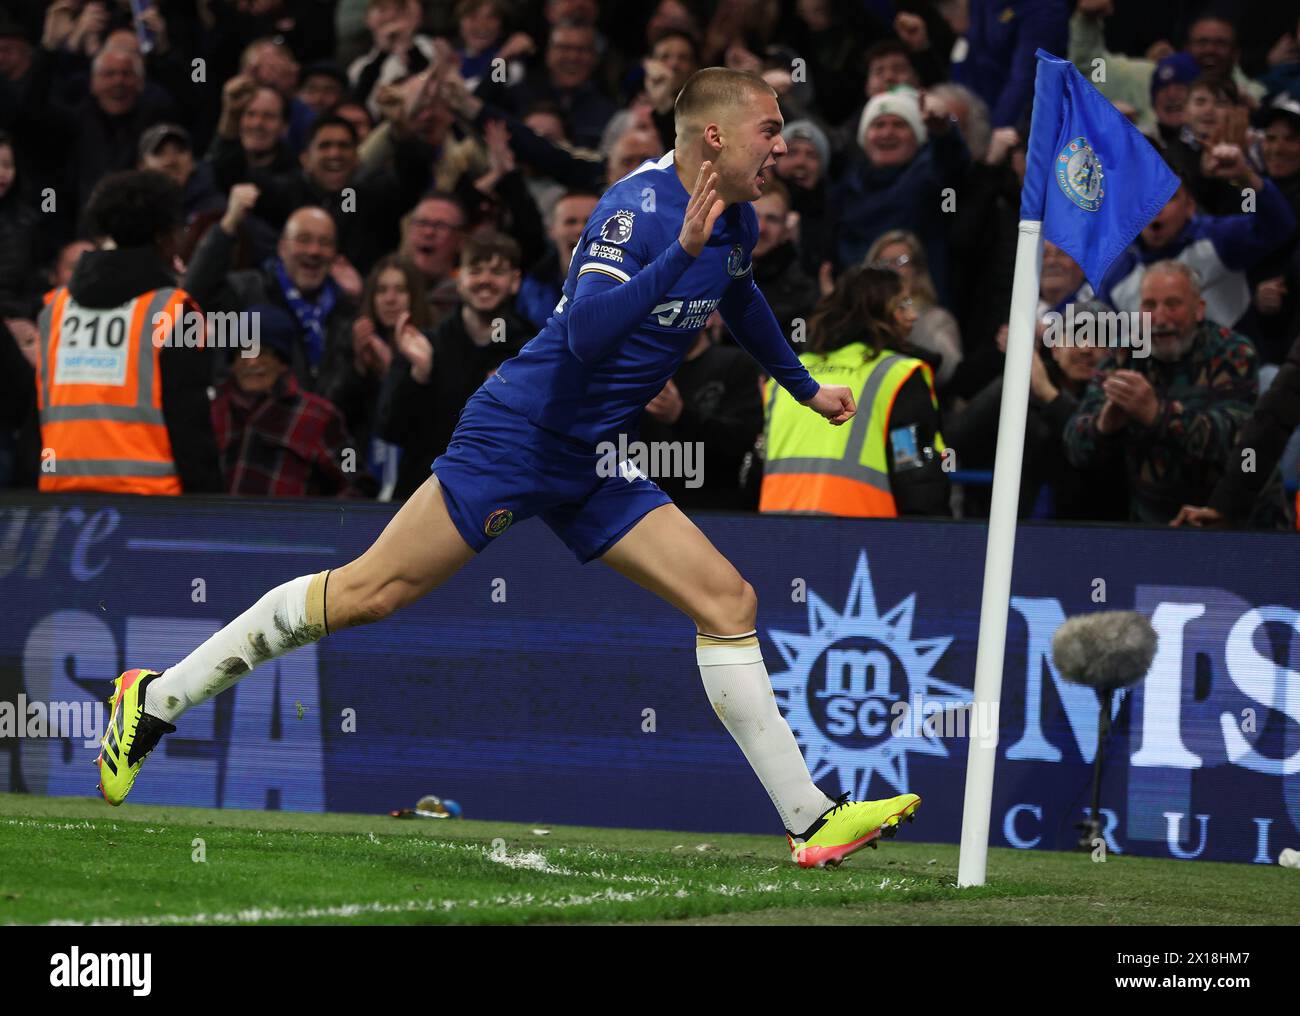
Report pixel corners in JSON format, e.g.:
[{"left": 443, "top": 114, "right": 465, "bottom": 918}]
[
  {"left": 599, "top": 210, "right": 636, "bottom": 245},
  {"left": 1056, "top": 137, "right": 1104, "bottom": 212},
  {"left": 726, "top": 243, "right": 747, "bottom": 277}
]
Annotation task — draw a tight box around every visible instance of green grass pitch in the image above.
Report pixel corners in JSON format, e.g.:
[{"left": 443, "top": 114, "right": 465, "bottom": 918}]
[{"left": 1, "top": 792, "right": 1295, "bottom": 925}]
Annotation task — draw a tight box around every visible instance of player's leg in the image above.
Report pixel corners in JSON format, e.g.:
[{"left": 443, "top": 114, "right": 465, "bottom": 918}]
[
  {"left": 599, "top": 502, "right": 920, "bottom": 867},
  {"left": 326, "top": 474, "right": 478, "bottom": 631},
  {"left": 98, "top": 475, "right": 474, "bottom": 804},
  {"left": 150, "top": 473, "right": 473, "bottom": 716},
  {"left": 598, "top": 503, "right": 836, "bottom": 828}
]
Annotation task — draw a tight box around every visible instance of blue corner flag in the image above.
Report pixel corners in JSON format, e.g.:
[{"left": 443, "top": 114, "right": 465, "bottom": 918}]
[{"left": 1020, "top": 50, "right": 1178, "bottom": 289}]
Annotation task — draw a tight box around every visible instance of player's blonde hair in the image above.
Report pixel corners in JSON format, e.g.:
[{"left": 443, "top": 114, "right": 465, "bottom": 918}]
[{"left": 673, "top": 68, "right": 777, "bottom": 142}]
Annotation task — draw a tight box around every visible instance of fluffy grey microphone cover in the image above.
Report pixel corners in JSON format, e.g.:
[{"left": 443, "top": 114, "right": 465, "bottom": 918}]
[{"left": 1052, "top": 611, "right": 1157, "bottom": 691}]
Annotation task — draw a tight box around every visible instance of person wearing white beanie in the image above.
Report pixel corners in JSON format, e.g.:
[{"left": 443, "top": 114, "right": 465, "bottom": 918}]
[
  {"left": 832, "top": 84, "right": 967, "bottom": 306},
  {"left": 858, "top": 85, "right": 928, "bottom": 153}
]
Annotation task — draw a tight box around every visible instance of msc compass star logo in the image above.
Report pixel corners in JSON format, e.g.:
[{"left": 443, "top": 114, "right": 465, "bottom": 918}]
[{"left": 768, "top": 551, "right": 968, "bottom": 799}]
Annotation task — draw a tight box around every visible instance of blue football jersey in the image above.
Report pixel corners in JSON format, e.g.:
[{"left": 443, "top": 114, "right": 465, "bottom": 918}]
[{"left": 485, "top": 150, "right": 761, "bottom": 444}]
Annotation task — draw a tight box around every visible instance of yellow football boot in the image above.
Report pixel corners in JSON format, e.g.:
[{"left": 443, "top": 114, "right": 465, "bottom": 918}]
[
  {"left": 96, "top": 669, "right": 175, "bottom": 806},
  {"left": 787, "top": 792, "right": 921, "bottom": 868}
]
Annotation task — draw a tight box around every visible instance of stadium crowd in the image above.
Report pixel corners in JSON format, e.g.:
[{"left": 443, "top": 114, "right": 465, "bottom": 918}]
[{"left": 2, "top": 0, "right": 1300, "bottom": 528}]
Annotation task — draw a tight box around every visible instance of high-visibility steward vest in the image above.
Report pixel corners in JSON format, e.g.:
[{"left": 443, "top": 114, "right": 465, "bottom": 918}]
[
  {"left": 761, "top": 343, "right": 944, "bottom": 517},
  {"left": 34, "top": 287, "right": 192, "bottom": 495}
]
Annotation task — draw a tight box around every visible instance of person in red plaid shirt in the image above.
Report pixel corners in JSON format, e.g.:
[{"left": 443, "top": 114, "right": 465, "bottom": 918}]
[{"left": 212, "top": 303, "right": 371, "bottom": 498}]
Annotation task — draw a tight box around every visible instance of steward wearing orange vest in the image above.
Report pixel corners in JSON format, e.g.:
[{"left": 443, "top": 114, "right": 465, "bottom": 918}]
[
  {"left": 761, "top": 265, "right": 949, "bottom": 517},
  {"left": 34, "top": 171, "right": 221, "bottom": 495}
]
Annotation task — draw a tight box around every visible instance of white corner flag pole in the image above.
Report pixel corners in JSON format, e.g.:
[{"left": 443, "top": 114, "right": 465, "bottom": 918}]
[{"left": 956, "top": 219, "right": 1043, "bottom": 888}]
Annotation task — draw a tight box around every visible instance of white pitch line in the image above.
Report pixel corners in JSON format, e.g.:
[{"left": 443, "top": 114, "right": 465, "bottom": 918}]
[
  {"left": 40, "top": 888, "right": 667, "bottom": 926},
  {"left": 14, "top": 830, "right": 921, "bottom": 925},
  {"left": 1, "top": 818, "right": 105, "bottom": 831},
  {"left": 32, "top": 875, "right": 921, "bottom": 927},
  {"left": 483, "top": 848, "right": 681, "bottom": 885},
  {"left": 485, "top": 849, "right": 567, "bottom": 873}
]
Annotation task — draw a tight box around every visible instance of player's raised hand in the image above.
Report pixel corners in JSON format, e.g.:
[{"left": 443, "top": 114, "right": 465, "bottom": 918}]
[
  {"left": 678, "top": 161, "right": 724, "bottom": 258},
  {"left": 801, "top": 384, "right": 856, "bottom": 425}
]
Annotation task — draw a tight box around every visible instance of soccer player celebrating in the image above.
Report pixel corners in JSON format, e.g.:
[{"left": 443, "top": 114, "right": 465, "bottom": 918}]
[{"left": 98, "top": 69, "right": 921, "bottom": 869}]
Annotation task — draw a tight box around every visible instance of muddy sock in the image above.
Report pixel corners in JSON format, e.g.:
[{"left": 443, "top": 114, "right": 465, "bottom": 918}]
[{"left": 143, "top": 571, "right": 329, "bottom": 723}]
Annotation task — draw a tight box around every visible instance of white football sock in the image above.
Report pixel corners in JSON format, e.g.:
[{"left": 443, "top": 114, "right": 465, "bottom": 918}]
[
  {"left": 697, "top": 630, "right": 836, "bottom": 833},
  {"left": 144, "top": 571, "right": 330, "bottom": 723}
]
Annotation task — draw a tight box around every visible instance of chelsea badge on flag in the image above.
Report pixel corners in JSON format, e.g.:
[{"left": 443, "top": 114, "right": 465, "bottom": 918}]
[{"left": 1056, "top": 137, "right": 1105, "bottom": 212}]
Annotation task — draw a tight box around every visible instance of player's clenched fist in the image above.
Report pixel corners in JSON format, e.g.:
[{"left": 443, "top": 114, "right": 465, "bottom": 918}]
[
  {"left": 801, "top": 384, "right": 856, "bottom": 425},
  {"left": 678, "top": 161, "right": 725, "bottom": 258}
]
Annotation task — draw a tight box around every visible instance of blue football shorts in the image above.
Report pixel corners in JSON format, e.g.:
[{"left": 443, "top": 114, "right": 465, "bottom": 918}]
[{"left": 430, "top": 387, "right": 673, "bottom": 563}]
